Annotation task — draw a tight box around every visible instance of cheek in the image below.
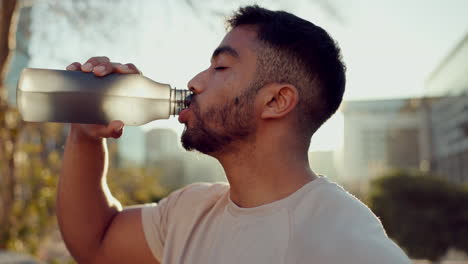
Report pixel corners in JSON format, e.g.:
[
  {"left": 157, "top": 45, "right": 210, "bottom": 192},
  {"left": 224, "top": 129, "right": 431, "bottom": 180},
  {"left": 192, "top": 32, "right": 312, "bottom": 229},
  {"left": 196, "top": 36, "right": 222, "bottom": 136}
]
[
  {"left": 218, "top": 71, "right": 253, "bottom": 97},
  {"left": 214, "top": 72, "right": 236, "bottom": 88},
  {"left": 199, "top": 70, "right": 252, "bottom": 112},
  {"left": 202, "top": 78, "right": 235, "bottom": 104}
]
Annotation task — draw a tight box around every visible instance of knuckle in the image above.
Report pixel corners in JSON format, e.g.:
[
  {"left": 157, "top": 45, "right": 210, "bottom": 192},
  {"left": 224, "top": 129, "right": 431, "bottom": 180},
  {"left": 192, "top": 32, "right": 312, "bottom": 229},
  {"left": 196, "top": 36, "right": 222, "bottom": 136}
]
[
  {"left": 97, "top": 62, "right": 110, "bottom": 69},
  {"left": 86, "top": 57, "right": 98, "bottom": 65},
  {"left": 97, "top": 56, "right": 110, "bottom": 63},
  {"left": 87, "top": 56, "right": 109, "bottom": 65}
]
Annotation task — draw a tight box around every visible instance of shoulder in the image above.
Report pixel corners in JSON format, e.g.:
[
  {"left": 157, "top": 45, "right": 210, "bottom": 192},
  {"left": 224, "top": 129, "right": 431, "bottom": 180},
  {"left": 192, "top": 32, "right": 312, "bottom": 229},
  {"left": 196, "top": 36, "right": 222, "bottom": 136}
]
[
  {"left": 293, "top": 177, "right": 381, "bottom": 227},
  {"left": 289, "top": 177, "right": 411, "bottom": 263},
  {"left": 313, "top": 232, "right": 412, "bottom": 264}
]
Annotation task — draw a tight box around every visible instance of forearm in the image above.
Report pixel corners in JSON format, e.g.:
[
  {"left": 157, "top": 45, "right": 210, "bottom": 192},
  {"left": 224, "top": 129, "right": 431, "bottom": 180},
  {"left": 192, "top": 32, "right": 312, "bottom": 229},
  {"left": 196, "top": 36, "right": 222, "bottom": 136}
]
[{"left": 57, "top": 127, "right": 122, "bottom": 262}]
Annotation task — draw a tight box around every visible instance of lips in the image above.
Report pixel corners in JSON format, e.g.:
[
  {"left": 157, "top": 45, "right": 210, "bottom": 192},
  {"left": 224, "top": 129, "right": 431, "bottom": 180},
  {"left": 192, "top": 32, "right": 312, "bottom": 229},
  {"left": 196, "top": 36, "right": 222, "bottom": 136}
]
[
  {"left": 179, "top": 95, "right": 195, "bottom": 123},
  {"left": 178, "top": 108, "right": 190, "bottom": 123}
]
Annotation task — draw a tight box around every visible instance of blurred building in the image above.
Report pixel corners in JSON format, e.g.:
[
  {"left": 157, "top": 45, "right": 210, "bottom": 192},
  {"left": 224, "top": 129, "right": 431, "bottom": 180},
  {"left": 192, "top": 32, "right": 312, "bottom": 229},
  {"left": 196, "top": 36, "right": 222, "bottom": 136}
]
[
  {"left": 116, "top": 126, "right": 146, "bottom": 167},
  {"left": 342, "top": 98, "right": 435, "bottom": 191},
  {"left": 144, "top": 128, "right": 185, "bottom": 190},
  {"left": 425, "top": 33, "right": 468, "bottom": 184},
  {"left": 143, "top": 128, "right": 226, "bottom": 190},
  {"left": 308, "top": 151, "right": 339, "bottom": 181},
  {"left": 180, "top": 152, "right": 226, "bottom": 185},
  {"left": 145, "top": 128, "right": 180, "bottom": 162}
]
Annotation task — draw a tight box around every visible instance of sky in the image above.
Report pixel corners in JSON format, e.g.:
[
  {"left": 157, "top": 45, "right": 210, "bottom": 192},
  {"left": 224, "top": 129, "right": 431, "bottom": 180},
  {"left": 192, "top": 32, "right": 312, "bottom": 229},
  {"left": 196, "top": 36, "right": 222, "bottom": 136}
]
[{"left": 27, "top": 0, "right": 468, "bottom": 151}]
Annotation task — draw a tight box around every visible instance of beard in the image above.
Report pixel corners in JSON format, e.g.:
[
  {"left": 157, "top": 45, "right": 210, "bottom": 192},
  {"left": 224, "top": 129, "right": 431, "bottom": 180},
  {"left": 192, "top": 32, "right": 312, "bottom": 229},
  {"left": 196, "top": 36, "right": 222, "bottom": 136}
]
[{"left": 181, "top": 84, "right": 258, "bottom": 155}]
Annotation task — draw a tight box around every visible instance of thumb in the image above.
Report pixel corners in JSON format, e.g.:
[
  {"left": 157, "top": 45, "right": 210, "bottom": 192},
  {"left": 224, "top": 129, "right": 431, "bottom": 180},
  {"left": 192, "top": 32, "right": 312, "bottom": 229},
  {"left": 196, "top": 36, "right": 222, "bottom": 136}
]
[
  {"left": 109, "top": 120, "right": 124, "bottom": 132},
  {"left": 108, "top": 120, "right": 125, "bottom": 138},
  {"left": 90, "top": 120, "right": 124, "bottom": 139}
]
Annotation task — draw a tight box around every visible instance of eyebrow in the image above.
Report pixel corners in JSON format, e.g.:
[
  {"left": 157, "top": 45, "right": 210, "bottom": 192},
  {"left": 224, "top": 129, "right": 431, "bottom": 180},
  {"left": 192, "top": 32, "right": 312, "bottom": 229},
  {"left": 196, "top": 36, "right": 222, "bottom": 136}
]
[{"left": 211, "top": 46, "right": 240, "bottom": 60}]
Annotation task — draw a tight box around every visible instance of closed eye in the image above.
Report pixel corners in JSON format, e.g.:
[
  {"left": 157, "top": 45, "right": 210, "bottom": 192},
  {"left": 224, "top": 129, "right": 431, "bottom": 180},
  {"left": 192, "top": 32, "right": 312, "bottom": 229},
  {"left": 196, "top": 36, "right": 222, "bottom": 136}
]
[{"left": 214, "top": 66, "right": 228, "bottom": 70}]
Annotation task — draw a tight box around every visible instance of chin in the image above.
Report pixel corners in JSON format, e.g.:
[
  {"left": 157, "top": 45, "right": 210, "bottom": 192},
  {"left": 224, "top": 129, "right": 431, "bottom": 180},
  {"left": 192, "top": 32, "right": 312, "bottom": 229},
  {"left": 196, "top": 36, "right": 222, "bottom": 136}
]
[{"left": 181, "top": 129, "right": 220, "bottom": 155}]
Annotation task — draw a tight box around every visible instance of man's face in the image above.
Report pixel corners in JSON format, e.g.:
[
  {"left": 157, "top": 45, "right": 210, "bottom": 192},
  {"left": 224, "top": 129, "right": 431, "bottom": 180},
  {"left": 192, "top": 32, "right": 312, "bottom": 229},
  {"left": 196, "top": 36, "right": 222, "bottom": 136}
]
[{"left": 179, "top": 26, "right": 260, "bottom": 155}]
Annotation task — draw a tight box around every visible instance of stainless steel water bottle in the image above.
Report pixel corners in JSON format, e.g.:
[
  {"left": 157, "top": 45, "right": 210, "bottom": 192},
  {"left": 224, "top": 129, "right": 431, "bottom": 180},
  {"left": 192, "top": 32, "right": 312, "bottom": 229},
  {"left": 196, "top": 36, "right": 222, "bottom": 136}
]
[{"left": 17, "top": 68, "right": 191, "bottom": 125}]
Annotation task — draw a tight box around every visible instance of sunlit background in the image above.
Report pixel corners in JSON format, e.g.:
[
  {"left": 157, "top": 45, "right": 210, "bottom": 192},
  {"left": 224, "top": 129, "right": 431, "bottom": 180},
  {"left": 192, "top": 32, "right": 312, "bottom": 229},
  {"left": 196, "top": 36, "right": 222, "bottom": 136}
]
[{"left": 1, "top": 0, "right": 468, "bottom": 263}]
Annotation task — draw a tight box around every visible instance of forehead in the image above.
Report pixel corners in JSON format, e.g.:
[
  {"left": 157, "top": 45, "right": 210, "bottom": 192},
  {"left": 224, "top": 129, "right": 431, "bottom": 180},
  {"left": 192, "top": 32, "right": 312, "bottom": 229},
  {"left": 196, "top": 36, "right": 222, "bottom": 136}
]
[{"left": 216, "top": 26, "right": 259, "bottom": 61}]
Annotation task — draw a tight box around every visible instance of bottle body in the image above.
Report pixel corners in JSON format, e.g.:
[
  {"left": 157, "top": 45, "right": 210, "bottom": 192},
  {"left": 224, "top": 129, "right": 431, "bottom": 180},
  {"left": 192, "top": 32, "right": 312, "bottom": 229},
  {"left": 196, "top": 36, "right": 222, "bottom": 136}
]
[{"left": 17, "top": 68, "right": 189, "bottom": 125}]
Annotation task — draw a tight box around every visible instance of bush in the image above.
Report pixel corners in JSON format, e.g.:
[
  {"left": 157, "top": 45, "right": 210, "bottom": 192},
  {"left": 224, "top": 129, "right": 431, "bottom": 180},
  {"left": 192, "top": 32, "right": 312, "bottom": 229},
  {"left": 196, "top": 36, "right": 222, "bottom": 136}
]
[{"left": 368, "top": 170, "right": 468, "bottom": 262}]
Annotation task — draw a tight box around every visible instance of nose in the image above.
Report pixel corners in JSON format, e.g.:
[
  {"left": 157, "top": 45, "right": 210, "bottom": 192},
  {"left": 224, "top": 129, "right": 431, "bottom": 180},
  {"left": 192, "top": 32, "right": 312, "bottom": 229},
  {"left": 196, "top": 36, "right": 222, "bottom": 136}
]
[{"left": 187, "top": 69, "right": 207, "bottom": 94}]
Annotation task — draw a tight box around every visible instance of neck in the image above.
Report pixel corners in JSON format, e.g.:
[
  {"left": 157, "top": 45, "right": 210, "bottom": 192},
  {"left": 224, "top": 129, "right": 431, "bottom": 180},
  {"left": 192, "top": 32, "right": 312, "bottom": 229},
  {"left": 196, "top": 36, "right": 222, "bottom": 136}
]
[{"left": 215, "top": 138, "right": 318, "bottom": 208}]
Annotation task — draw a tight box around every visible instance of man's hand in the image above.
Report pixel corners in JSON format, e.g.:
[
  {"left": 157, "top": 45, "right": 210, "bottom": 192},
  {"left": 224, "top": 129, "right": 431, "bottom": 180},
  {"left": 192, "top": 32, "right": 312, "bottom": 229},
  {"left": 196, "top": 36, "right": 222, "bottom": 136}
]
[
  {"left": 58, "top": 57, "right": 159, "bottom": 264},
  {"left": 65, "top": 56, "right": 141, "bottom": 141}
]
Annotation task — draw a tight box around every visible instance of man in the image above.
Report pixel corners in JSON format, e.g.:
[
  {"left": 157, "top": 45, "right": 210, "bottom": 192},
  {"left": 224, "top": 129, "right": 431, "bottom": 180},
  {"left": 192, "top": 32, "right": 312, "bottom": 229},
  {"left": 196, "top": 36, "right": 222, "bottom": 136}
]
[{"left": 59, "top": 5, "right": 411, "bottom": 264}]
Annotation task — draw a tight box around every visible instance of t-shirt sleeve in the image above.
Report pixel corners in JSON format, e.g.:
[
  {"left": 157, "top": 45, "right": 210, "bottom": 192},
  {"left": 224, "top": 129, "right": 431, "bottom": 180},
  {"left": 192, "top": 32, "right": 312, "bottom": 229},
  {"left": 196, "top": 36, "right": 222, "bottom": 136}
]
[
  {"left": 141, "top": 187, "right": 187, "bottom": 262},
  {"left": 140, "top": 182, "right": 228, "bottom": 262},
  {"left": 330, "top": 234, "right": 412, "bottom": 264}
]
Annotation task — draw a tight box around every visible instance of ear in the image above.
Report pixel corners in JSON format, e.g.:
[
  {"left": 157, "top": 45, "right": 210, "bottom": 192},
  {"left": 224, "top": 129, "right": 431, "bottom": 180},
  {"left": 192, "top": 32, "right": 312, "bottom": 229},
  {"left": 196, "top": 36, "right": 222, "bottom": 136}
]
[{"left": 260, "top": 84, "right": 299, "bottom": 120}]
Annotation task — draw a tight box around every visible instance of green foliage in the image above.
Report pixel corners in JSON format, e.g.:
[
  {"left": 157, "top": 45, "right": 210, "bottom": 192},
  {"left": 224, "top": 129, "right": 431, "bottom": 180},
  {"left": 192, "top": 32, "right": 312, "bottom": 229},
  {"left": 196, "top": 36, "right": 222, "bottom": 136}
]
[
  {"left": 1, "top": 120, "right": 64, "bottom": 255},
  {"left": 368, "top": 169, "right": 468, "bottom": 262},
  {"left": 106, "top": 139, "right": 170, "bottom": 205},
  {"left": 108, "top": 166, "right": 169, "bottom": 205}
]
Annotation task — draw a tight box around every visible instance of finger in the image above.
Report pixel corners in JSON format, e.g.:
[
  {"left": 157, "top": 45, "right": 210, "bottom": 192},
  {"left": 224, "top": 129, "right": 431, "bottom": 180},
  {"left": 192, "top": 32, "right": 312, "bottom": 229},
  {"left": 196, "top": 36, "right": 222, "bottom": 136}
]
[
  {"left": 111, "top": 126, "right": 124, "bottom": 139},
  {"left": 81, "top": 56, "right": 111, "bottom": 72},
  {"left": 72, "top": 123, "right": 107, "bottom": 141},
  {"left": 96, "top": 120, "right": 125, "bottom": 138},
  {"left": 111, "top": 63, "right": 126, "bottom": 73},
  {"left": 105, "top": 120, "right": 125, "bottom": 139},
  {"left": 66, "top": 62, "right": 82, "bottom": 71},
  {"left": 126, "top": 63, "right": 142, "bottom": 74},
  {"left": 108, "top": 120, "right": 125, "bottom": 133},
  {"left": 93, "top": 62, "right": 114, "bottom": 77},
  {"left": 77, "top": 120, "right": 124, "bottom": 139},
  {"left": 114, "top": 63, "right": 142, "bottom": 75}
]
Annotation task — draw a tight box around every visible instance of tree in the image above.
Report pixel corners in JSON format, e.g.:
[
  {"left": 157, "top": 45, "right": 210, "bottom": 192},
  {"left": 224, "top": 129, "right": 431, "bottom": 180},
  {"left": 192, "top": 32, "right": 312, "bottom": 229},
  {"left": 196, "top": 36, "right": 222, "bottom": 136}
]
[
  {"left": 0, "top": 1, "right": 165, "bottom": 259},
  {"left": 0, "top": 0, "right": 22, "bottom": 249},
  {"left": 0, "top": 0, "right": 19, "bottom": 92},
  {"left": 368, "top": 170, "right": 468, "bottom": 263}
]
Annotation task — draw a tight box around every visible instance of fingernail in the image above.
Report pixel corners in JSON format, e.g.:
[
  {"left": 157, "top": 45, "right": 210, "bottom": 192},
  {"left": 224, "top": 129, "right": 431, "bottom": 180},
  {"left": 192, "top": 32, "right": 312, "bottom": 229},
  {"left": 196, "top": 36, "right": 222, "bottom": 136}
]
[
  {"left": 82, "top": 63, "right": 93, "bottom": 71},
  {"left": 94, "top": 65, "right": 105, "bottom": 74},
  {"left": 66, "top": 64, "right": 77, "bottom": 71},
  {"left": 115, "top": 123, "right": 124, "bottom": 132},
  {"left": 120, "top": 64, "right": 129, "bottom": 71},
  {"left": 113, "top": 127, "right": 123, "bottom": 135}
]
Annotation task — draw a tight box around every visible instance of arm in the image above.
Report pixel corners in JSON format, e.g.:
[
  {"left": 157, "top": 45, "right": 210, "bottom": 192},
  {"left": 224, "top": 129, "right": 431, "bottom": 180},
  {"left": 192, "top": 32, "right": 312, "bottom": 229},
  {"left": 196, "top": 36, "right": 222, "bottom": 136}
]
[{"left": 57, "top": 57, "right": 159, "bottom": 264}]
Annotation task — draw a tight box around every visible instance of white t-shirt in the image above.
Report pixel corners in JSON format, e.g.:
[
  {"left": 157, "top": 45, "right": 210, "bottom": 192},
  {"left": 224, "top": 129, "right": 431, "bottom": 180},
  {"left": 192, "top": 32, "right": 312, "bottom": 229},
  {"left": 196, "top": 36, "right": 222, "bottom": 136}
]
[{"left": 142, "top": 176, "right": 411, "bottom": 264}]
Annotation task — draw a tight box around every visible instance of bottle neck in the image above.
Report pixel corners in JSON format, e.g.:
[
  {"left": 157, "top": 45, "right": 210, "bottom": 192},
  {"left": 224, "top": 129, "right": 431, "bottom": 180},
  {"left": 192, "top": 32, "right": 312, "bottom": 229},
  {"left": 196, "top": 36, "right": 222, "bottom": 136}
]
[{"left": 170, "top": 88, "right": 191, "bottom": 116}]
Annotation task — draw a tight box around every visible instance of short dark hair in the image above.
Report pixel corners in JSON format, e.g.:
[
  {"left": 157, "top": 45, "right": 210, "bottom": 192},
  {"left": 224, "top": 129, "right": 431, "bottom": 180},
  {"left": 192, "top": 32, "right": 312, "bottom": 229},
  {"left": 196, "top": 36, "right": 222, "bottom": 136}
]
[{"left": 227, "top": 5, "right": 346, "bottom": 137}]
